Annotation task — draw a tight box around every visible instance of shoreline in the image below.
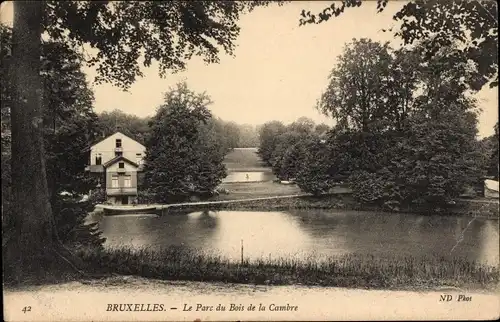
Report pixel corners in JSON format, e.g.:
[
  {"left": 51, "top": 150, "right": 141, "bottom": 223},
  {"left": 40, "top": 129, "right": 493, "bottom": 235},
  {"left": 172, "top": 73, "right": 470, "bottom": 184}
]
[
  {"left": 94, "top": 193, "right": 499, "bottom": 219},
  {"left": 7, "top": 245, "right": 498, "bottom": 292},
  {"left": 139, "top": 194, "right": 499, "bottom": 219}
]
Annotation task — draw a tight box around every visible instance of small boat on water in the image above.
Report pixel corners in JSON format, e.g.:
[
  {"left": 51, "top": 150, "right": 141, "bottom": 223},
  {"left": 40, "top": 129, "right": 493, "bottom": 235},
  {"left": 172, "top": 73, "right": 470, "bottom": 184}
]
[{"left": 96, "top": 204, "right": 158, "bottom": 216}]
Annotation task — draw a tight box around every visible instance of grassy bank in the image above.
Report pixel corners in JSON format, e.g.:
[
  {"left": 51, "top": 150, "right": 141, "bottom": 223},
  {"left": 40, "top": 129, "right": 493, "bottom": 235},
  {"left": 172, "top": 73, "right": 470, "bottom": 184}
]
[
  {"left": 214, "top": 181, "right": 302, "bottom": 200},
  {"left": 75, "top": 246, "right": 499, "bottom": 291},
  {"left": 193, "top": 181, "right": 497, "bottom": 217}
]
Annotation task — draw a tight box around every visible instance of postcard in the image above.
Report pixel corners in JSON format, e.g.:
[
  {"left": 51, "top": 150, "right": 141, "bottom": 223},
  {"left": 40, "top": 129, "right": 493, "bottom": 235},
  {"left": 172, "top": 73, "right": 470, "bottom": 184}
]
[{"left": 2, "top": 0, "right": 499, "bottom": 321}]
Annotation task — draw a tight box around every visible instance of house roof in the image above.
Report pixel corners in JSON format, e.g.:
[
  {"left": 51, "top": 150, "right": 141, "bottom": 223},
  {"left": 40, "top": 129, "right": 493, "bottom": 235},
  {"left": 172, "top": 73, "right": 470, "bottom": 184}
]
[
  {"left": 85, "top": 131, "right": 145, "bottom": 151},
  {"left": 103, "top": 155, "right": 139, "bottom": 168}
]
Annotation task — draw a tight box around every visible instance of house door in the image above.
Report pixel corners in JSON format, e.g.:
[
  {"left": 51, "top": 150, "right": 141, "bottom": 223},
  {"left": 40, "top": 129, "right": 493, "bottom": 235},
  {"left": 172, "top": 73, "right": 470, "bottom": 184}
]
[{"left": 121, "top": 196, "right": 129, "bottom": 205}]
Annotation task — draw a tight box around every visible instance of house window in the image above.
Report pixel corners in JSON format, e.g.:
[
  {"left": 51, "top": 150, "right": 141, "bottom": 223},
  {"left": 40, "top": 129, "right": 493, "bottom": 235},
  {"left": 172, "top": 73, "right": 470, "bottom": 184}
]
[
  {"left": 95, "top": 154, "right": 102, "bottom": 165},
  {"left": 136, "top": 153, "right": 142, "bottom": 165},
  {"left": 115, "top": 151, "right": 123, "bottom": 157},
  {"left": 116, "top": 139, "right": 122, "bottom": 148},
  {"left": 124, "top": 176, "right": 131, "bottom": 188},
  {"left": 118, "top": 162, "right": 125, "bottom": 169},
  {"left": 111, "top": 176, "right": 119, "bottom": 188}
]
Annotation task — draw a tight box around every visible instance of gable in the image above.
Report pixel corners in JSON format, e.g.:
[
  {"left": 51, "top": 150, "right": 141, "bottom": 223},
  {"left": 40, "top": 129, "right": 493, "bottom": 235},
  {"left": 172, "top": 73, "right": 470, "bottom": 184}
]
[
  {"left": 91, "top": 132, "right": 146, "bottom": 151},
  {"left": 104, "top": 155, "right": 139, "bottom": 168}
]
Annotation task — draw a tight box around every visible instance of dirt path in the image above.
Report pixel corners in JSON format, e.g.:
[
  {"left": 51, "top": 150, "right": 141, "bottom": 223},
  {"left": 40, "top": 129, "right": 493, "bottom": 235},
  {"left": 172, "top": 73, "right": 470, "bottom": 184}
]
[{"left": 4, "top": 276, "right": 499, "bottom": 321}]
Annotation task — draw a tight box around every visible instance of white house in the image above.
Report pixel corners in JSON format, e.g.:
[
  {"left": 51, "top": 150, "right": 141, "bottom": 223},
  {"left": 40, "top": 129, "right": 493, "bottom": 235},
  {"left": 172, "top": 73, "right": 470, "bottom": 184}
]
[{"left": 86, "top": 132, "right": 146, "bottom": 205}]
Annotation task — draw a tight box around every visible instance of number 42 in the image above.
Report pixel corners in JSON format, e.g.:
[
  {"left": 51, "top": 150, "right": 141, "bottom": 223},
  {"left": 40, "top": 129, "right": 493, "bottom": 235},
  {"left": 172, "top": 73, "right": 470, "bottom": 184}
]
[{"left": 22, "top": 306, "right": 31, "bottom": 313}]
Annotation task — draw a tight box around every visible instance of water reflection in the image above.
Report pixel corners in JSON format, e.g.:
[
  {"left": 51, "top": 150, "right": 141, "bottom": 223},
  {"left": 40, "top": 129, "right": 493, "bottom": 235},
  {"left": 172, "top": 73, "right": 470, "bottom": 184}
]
[
  {"left": 222, "top": 171, "right": 275, "bottom": 183},
  {"left": 95, "top": 209, "right": 499, "bottom": 265},
  {"left": 208, "top": 211, "right": 313, "bottom": 261},
  {"left": 290, "top": 210, "right": 499, "bottom": 264}
]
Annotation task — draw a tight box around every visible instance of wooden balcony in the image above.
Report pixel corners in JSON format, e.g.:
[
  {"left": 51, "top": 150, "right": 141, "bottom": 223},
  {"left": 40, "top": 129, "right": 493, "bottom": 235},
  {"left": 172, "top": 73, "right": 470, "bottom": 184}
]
[{"left": 107, "top": 187, "right": 137, "bottom": 196}]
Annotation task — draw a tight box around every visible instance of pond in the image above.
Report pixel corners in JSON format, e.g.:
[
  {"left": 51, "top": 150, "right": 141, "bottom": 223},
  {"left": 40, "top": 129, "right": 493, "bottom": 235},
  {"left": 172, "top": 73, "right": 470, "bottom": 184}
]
[
  {"left": 91, "top": 210, "right": 499, "bottom": 265},
  {"left": 222, "top": 171, "right": 275, "bottom": 183}
]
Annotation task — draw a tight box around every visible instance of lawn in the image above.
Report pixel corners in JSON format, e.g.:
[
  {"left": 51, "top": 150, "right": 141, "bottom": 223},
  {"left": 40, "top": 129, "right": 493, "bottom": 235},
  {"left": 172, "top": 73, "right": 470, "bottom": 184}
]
[
  {"left": 215, "top": 181, "right": 303, "bottom": 200},
  {"left": 223, "top": 148, "right": 268, "bottom": 171}
]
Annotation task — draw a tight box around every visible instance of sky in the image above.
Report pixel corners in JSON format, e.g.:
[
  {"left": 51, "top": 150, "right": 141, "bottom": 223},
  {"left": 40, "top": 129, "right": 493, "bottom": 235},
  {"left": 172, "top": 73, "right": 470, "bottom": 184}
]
[{"left": 0, "top": 1, "right": 498, "bottom": 137}]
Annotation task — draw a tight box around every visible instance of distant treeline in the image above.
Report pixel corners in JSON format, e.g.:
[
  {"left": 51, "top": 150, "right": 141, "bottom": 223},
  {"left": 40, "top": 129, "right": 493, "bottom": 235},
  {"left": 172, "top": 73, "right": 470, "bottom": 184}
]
[{"left": 96, "top": 109, "right": 260, "bottom": 149}]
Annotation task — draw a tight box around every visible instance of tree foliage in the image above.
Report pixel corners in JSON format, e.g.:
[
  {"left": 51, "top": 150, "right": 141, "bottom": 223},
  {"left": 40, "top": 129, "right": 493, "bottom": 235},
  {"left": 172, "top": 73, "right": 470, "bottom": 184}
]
[
  {"left": 258, "top": 117, "right": 328, "bottom": 181},
  {"left": 5, "top": 0, "right": 279, "bottom": 280},
  {"left": 350, "top": 107, "right": 484, "bottom": 209},
  {"left": 270, "top": 131, "right": 305, "bottom": 179},
  {"left": 143, "top": 83, "right": 226, "bottom": 203},
  {"left": 43, "top": 1, "right": 278, "bottom": 89},
  {"left": 237, "top": 124, "right": 260, "bottom": 148},
  {"left": 317, "top": 39, "right": 395, "bottom": 132},
  {"left": 39, "top": 41, "right": 101, "bottom": 201},
  {"left": 3, "top": 13, "right": 106, "bottom": 281},
  {"left": 257, "top": 120, "right": 287, "bottom": 165},
  {"left": 299, "top": 0, "right": 498, "bottom": 90},
  {"left": 318, "top": 38, "right": 484, "bottom": 132},
  {"left": 97, "top": 109, "right": 150, "bottom": 145},
  {"left": 296, "top": 37, "right": 486, "bottom": 209},
  {"left": 1, "top": 25, "right": 103, "bottom": 246},
  {"left": 295, "top": 139, "right": 337, "bottom": 195},
  {"left": 209, "top": 118, "right": 241, "bottom": 152},
  {"left": 481, "top": 122, "right": 499, "bottom": 180}
]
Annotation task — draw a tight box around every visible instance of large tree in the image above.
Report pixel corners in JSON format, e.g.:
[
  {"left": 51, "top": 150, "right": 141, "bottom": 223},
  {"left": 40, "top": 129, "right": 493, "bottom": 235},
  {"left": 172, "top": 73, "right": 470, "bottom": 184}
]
[
  {"left": 299, "top": 35, "right": 487, "bottom": 209},
  {"left": 317, "top": 38, "right": 395, "bottom": 132},
  {"left": 39, "top": 40, "right": 100, "bottom": 202},
  {"left": 6, "top": 0, "right": 277, "bottom": 279},
  {"left": 7, "top": 2, "right": 55, "bottom": 279},
  {"left": 2, "top": 24, "right": 104, "bottom": 280},
  {"left": 317, "top": 37, "right": 482, "bottom": 132},
  {"left": 143, "top": 82, "right": 226, "bottom": 203},
  {"left": 299, "top": 0, "right": 498, "bottom": 90}
]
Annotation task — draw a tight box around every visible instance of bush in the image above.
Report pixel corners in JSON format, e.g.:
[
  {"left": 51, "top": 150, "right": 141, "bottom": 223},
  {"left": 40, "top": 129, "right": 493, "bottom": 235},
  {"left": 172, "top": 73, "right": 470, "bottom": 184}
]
[
  {"left": 52, "top": 196, "right": 106, "bottom": 249},
  {"left": 88, "top": 188, "right": 106, "bottom": 204},
  {"left": 137, "top": 189, "right": 156, "bottom": 204},
  {"left": 348, "top": 169, "right": 402, "bottom": 211},
  {"left": 347, "top": 110, "right": 484, "bottom": 210},
  {"left": 295, "top": 140, "right": 336, "bottom": 195}
]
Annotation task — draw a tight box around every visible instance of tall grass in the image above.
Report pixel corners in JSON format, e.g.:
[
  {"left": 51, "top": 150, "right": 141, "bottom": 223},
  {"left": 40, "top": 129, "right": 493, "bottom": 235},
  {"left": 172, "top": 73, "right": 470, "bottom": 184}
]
[{"left": 76, "top": 246, "right": 499, "bottom": 290}]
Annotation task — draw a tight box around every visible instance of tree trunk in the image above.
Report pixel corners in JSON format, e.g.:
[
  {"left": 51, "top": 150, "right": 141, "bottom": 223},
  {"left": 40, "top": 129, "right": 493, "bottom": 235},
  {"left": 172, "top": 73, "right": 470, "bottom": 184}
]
[{"left": 6, "top": 1, "right": 54, "bottom": 278}]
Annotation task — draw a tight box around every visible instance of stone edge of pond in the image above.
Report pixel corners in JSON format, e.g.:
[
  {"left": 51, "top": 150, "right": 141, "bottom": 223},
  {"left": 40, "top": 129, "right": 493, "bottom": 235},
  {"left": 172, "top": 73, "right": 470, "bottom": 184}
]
[{"left": 157, "top": 195, "right": 499, "bottom": 218}]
